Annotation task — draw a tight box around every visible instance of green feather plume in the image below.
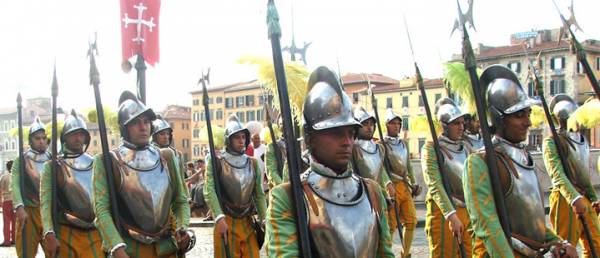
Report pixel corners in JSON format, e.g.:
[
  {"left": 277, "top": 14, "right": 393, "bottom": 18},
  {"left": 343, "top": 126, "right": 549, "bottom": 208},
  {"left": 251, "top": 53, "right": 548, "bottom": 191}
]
[{"left": 443, "top": 62, "right": 482, "bottom": 115}]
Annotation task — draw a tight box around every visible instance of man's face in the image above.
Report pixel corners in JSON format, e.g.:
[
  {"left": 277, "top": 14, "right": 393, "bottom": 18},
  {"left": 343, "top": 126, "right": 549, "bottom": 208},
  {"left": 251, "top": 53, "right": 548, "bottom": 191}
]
[
  {"left": 65, "top": 130, "right": 86, "bottom": 153},
  {"left": 156, "top": 130, "right": 171, "bottom": 146},
  {"left": 445, "top": 117, "right": 465, "bottom": 141},
  {"left": 230, "top": 131, "right": 247, "bottom": 153},
  {"left": 30, "top": 130, "right": 48, "bottom": 152},
  {"left": 357, "top": 119, "right": 375, "bottom": 140},
  {"left": 196, "top": 161, "right": 205, "bottom": 170},
  {"left": 500, "top": 107, "right": 532, "bottom": 143},
  {"left": 309, "top": 126, "right": 356, "bottom": 173},
  {"left": 386, "top": 118, "right": 402, "bottom": 137},
  {"left": 466, "top": 118, "right": 480, "bottom": 134},
  {"left": 126, "top": 115, "right": 152, "bottom": 146},
  {"left": 251, "top": 133, "right": 261, "bottom": 147}
]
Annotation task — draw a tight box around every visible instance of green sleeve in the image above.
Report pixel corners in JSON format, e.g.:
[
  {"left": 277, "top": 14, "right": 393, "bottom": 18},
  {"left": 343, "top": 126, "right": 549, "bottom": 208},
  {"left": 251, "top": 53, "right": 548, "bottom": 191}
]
[
  {"left": 463, "top": 154, "right": 514, "bottom": 257},
  {"left": 542, "top": 137, "right": 596, "bottom": 202},
  {"left": 177, "top": 151, "right": 190, "bottom": 198},
  {"left": 421, "top": 142, "right": 454, "bottom": 216},
  {"left": 203, "top": 155, "right": 224, "bottom": 218},
  {"left": 265, "top": 143, "right": 283, "bottom": 187},
  {"left": 377, "top": 144, "right": 392, "bottom": 189},
  {"left": 40, "top": 162, "right": 54, "bottom": 234},
  {"left": 374, "top": 183, "right": 395, "bottom": 258},
  {"left": 253, "top": 158, "right": 267, "bottom": 221},
  {"left": 92, "top": 154, "right": 125, "bottom": 251},
  {"left": 11, "top": 157, "right": 23, "bottom": 208},
  {"left": 265, "top": 185, "right": 298, "bottom": 257},
  {"left": 167, "top": 151, "right": 191, "bottom": 230}
]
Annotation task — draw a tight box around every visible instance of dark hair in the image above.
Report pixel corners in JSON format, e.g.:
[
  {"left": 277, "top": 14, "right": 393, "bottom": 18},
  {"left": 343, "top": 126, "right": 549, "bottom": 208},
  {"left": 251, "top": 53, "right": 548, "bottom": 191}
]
[
  {"left": 196, "top": 159, "right": 205, "bottom": 164},
  {"left": 6, "top": 160, "right": 13, "bottom": 171}
]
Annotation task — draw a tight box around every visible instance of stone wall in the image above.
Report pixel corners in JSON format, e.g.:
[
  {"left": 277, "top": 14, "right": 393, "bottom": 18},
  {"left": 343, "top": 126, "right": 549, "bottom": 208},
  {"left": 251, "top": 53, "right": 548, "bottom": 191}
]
[{"left": 410, "top": 149, "right": 600, "bottom": 202}]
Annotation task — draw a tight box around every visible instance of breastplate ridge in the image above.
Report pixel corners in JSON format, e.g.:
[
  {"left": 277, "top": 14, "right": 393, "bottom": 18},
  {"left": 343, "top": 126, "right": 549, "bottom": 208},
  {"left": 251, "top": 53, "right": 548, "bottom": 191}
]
[{"left": 59, "top": 153, "right": 95, "bottom": 228}]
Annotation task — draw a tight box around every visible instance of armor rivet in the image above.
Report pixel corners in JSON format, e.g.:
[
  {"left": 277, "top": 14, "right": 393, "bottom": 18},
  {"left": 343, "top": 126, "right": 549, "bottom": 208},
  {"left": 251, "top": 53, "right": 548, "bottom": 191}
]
[
  {"left": 337, "top": 193, "right": 341, "bottom": 198},
  {"left": 342, "top": 193, "right": 347, "bottom": 197},
  {"left": 315, "top": 186, "right": 320, "bottom": 190}
]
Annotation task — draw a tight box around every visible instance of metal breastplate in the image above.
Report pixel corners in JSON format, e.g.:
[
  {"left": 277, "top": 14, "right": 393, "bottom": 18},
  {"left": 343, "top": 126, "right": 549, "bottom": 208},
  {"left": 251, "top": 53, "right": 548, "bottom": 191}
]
[
  {"left": 353, "top": 140, "right": 384, "bottom": 183},
  {"left": 496, "top": 139, "right": 546, "bottom": 245},
  {"left": 565, "top": 133, "right": 591, "bottom": 188},
  {"left": 304, "top": 169, "right": 379, "bottom": 258},
  {"left": 464, "top": 133, "right": 484, "bottom": 151},
  {"left": 218, "top": 151, "right": 256, "bottom": 217},
  {"left": 113, "top": 145, "right": 173, "bottom": 234},
  {"left": 385, "top": 137, "right": 409, "bottom": 180},
  {"left": 58, "top": 153, "right": 95, "bottom": 228},
  {"left": 439, "top": 137, "right": 468, "bottom": 206},
  {"left": 23, "top": 149, "right": 51, "bottom": 202}
]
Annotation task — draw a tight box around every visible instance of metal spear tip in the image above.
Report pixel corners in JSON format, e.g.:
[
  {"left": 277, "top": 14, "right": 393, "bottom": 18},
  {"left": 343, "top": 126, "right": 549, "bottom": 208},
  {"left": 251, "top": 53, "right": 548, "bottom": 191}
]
[
  {"left": 17, "top": 92, "right": 22, "bottom": 107},
  {"left": 51, "top": 64, "right": 58, "bottom": 96},
  {"left": 197, "top": 68, "right": 211, "bottom": 86}
]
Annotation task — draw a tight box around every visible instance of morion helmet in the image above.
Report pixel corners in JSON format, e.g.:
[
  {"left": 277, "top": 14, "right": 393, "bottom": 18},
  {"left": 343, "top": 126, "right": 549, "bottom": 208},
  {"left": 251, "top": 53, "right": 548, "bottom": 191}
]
[{"left": 117, "top": 91, "right": 157, "bottom": 141}]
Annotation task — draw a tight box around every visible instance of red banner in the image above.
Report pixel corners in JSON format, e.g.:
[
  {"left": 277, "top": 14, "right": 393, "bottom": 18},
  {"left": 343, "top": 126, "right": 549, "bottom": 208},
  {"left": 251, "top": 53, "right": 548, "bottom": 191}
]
[{"left": 120, "top": 0, "right": 160, "bottom": 66}]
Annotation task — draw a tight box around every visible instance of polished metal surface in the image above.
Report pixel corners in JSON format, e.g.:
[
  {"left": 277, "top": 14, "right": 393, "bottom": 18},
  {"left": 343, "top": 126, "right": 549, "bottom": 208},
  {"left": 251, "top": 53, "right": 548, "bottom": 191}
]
[
  {"left": 303, "top": 67, "right": 360, "bottom": 131},
  {"left": 352, "top": 139, "right": 384, "bottom": 183},
  {"left": 565, "top": 132, "right": 592, "bottom": 190},
  {"left": 117, "top": 91, "right": 156, "bottom": 139},
  {"left": 23, "top": 149, "right": 51, "bottom": 201},
  {"left": 549, "top": 94, "right": 578, "bottom": 123},
  {"left": 61, "top": 109, "right": 91, "bottom": 148},
  {"left": 464, "top": 133, "right": 484, "bottom": 151},
  {"left": 224, "top": 115, "right": 250, "bottom": 150},
  {"left": 304, "top": 167, "right": 379, "bottom": 258},
  {"left": 384, "top": 136, "right": 409, "bottom": 181},
  {"left": 353, "top": 106, "right": 375, "bottom": 124},
  {"left": 385, "top": 108, "right": 402, "bottom": 124},
  {"left": 218, "top": 151, "right": 256, "bottom": 216},
  {"left": 494, "top": 137, "right": 546, "bottom": 245},
  {"left": 59, "top": 153, "right": 95, "bottom": 227},
  {"left": 114, "top": 145, "right": 173, "bottom": 234},
  {"left": 28, "top": 116, "right": 45, "bottom": 136},
  {"left": 438, "top": 136, "right": 469, "bottom": 206},
  {"left": 435, "top": 98, "right": 465, "bottom": 124},
  {"left": 152, "top": 117, "right": 172, "bottom": 136}
]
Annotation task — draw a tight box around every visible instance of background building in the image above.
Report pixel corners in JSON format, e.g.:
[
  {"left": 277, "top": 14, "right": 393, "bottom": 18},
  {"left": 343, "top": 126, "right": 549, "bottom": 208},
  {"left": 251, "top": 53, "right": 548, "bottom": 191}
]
[{"left": 160, "top": 105, "right": 192, "bottom": 163}]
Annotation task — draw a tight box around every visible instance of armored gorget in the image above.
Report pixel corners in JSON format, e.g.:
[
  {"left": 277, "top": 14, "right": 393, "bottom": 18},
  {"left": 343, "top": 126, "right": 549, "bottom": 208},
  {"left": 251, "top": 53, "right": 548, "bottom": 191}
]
[
  {"left": 384, "top": 136, "right": 409, "bottom": 182},
  {"left": 303, "top": 162, "right": 379, "bottom": 258},
  {"left": 563, "top": 132, "right": 592, "bottom": 192},
  {"left": 218, "top": 151, "right": 256, "bottom": 217},
  {"left": 112, "top": 144, "right": 173, "bottom": 235},
  {"left": 494, "top": 137, "right": 546, "bottom": 247},
  {"left": 464, "top": 132, "right": 484, "bottom": 152},
  {"left": 353, "top": 139, "right": 384, "bottom": 183},
  {"left": 57, "top": 153, "right": 95, "bottom": 228},
  {"left": 23, "top": 148, "right": 51, "bottom": 203},
  {"left": 438, "top": 135, "right": 468, "bottom": 206}
]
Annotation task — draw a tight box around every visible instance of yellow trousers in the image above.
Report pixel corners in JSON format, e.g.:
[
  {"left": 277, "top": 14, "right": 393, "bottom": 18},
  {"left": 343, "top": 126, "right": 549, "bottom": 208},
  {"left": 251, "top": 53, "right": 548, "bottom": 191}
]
[
  {"left": 53, "top": 225, "right": 104, "bottom": 258},
  {"left": 124, "top": 240, "right": 177, "bottom": 258},
  {"left": 213, "top": 215, "right": 260, "bottom": 258},
  {"left": 15, "top": 206, "right": 48, "bottom": 258},
  {"left": 472, "top": 238, "right": 525, "bottom": 258},
  {"left": 388, "top": 181, "right": 417, "bottom": 257},
  {"left": 549, "top": 191, "right": 600, "bottom": 258},
  {"left": 425, "top": 200, "right": 472, "bottom": 258}
]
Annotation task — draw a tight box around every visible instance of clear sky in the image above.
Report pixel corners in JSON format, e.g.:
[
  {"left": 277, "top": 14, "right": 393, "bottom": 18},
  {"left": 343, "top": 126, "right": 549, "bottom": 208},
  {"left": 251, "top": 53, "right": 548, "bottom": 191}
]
[{"left": 0, "top": 0, "right": 598, "bottom": 113}]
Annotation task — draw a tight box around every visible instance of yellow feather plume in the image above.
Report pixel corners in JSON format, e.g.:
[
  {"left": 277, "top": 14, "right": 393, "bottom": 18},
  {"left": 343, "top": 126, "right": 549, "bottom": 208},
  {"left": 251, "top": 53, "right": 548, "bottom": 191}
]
[
  {"left": 530, "top": 105, "right": 546, "bottom": 129},
  {"left": 44, "top": 121, "right": 65, "bottom": 140},
  {"left": 443, "top": 62, "right": 482, "bottom": 115},
  {"left": 568, "top": 98, "right": 600, "bottom": 131},
  {"left": 200, "top": 126, "right": 225, "bottom": 150},
  {"left": 260, "top": 125, "right": 282, "bottom": 144},
  {"left": 238, "top": 55, "right": 310, "bottom": 123},
  {"left": 408, "top": 115, "right": 442, "bottom": 140}
]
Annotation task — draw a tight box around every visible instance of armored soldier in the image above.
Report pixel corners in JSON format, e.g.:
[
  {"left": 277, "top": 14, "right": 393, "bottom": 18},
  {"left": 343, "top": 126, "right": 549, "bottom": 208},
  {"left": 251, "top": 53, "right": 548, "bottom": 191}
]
[
  {"left": 463, "top": 65, "right": 577, "bottom": 257},
  {"left": 93, "top": 92, "right": 191, "bottom": 258},
  {"left": 421, "top": 98, "right": 472, "bottom": 258},
  {"left": 152, "top": 116, "right": 188, "bottom": 188},
  {"left": 204, "top": 115, "right": 267, "bottom": 258},
  {"left": 265, "top": 67, "right": 394, "bottom": 257},
  {"left": 462, "top": 113, "right": 483, "bottom": 151},
  {"left": 543, "top": 94, "right": 600, "bottom": 257},
  {"left": 40, "top": 110, "right": 103, "bottom": 257},
  {"left": 12, "top": 116, "right": 52, "bottom": 258},
  {"left": 351, "top": 107, "right": 393, "bottom": 192},
  {"left": 382, "top": 108, "right": 419, "bottom": 257}
]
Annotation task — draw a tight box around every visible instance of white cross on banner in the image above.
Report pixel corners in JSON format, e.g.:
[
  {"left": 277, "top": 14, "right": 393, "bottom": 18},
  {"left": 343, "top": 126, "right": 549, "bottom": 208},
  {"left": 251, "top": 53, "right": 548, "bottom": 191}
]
[{"left": 120, "top": 0, "right": 161, "bottom": 66}]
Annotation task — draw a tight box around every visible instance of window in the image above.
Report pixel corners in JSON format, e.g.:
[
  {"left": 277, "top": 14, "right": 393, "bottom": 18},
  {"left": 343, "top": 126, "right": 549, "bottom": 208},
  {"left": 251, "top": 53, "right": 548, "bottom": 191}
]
[
  {"left": 527, "top": 81, "right": 535, "bottom": 96},
  {"left": 208, "top": 98, "right": 213, "bottom": 104},
  {"left": 193, "top": 129, "right": 200, "bottom": 138},
  {"left": 259, "top": 95, "right": 266, "bottom": 105},
  {"left": 352, "top": 93, "right": 359, "bottom": 103},
  {"left": 256, "top": 109, "right": 263, "bottom": 121},
  {"left": 182, "top": 123, "right": 185, "bottom": 130},
  {"left": 550, "top": 79, "right": 566, "bottom": 95},
  {"left": 435, "top": 93, "right": 442, "bottom": 103},
  {"left": 418, "top": 97, "right": 423, "bottom": 107},
  {"left": 577, "top": 62, "right": 583, "bottom": 74},
  {"left": 193, "top": 145, "right": 200, "bottom": 156},
  {"left": 3, "top": 140, "right": 7, "bottom": 151},
  {"left": 225, "top": 97, "right": 234, "bottom": 108},
  {"left": 418, "top": 138, "right": 426, "bottom": 154},
  {"left": 550, "top": 56, "right": 565, "bottom": 70},
  {"left": 199, "top": 111, "right": 205, "bottom": 121},
  {"left": 402, "top": 96, "right": 409, "bottom": 108},
  {"left": 597, "top": 57, "right": 600, "bottom": 71},
  {"left": 247, "top": 110, "right": 255, "bottom": 121},
  {"left": 10, "top": 120, "right": 15, "bottom": 130},
  {"left": 245, "top": 95, "right": 255, "bottom": 107},
  {"left": 216, "top": 109, "right": 223, "bottom": 120},
  {"left": 93, "top": 140, "right": 98, "bottom": 147},
  {"left": 507, "top": 61, "right": 521, "bottom": 73},
  {"left": 386, "top": 97, "right": 393, "bottom": 108},
  {"left": 210, "top": 110, "right": 214, "bottom": 121},
  {"left": 192, "top": 99, "right": 199, "bottom": 106},
  {"left": 182, "top": 139, "right": 189, "bottom": 148},
  {"left": 402, "top": 116, "right": 409, "bottom": 130},
  {"left": 3, "top": 121, "right": 7, "bottom": 131},
  {"left": 236, "top": 112, "right": 245, "bottom": 122},
  {"left": 236, "top": 96, "right": 245, "bottom": 107}
]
